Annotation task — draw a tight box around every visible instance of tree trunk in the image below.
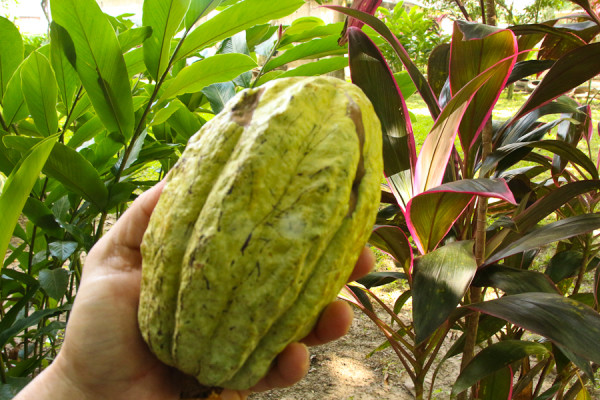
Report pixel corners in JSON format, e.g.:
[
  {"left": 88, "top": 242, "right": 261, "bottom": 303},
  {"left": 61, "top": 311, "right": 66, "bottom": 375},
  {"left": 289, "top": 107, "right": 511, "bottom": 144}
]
[{"left": 485, "top": 0, "right": 497, "bottom": 26}]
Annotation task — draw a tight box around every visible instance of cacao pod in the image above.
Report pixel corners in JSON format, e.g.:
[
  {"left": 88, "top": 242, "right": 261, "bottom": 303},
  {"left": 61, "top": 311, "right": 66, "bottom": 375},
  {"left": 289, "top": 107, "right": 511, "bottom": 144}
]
[{"left": 138, "top": 76, "right": 383, "bottom": 390}]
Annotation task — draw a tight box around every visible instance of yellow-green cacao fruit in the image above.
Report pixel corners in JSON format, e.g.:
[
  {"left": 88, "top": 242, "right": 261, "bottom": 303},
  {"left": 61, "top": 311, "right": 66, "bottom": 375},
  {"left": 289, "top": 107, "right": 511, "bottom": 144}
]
[{"left": 138, "top": 76, "right": 383, "bottom": 390}]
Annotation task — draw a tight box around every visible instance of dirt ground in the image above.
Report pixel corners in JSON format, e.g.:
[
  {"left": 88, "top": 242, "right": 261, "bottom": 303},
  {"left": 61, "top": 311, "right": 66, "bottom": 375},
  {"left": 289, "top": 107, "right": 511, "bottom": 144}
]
[{"left": 250, "top": 297, "right": 461, "bottom": 400}]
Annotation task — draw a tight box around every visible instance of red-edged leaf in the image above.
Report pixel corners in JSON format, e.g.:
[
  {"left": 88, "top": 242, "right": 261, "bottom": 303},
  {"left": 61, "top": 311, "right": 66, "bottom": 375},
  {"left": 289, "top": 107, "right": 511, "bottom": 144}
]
[
  {"left": 473, "top": 265, "right": 559, "bottom": 295},
  {"left": 407, "top": 191, "right": 473, "bottom": 254},
  {"left": 468, "top": 292, "right": 600, "bottom": 365},
  {"left": 452, "top": 341, "right": 548, "bottom": 397},
  {"left": 348, "top": 27, "right": 415, "bottom": 209},
  {"left": 413, "top": 240, "right": 477, "bottom": 344},
  {"left": 369, "top": 225, "right": 413, "bottom": 275},
  {"left": 486, "top": 214, "right": 600, "bottom": 265},
  {"left": 567, "top": 0, "right": 600, "bottom": 26},
  {"left": 450, "top": 22, "right": 517, "bottom": 152},
  {"left": 326, "top": 5, "right": 440, "bottom": 120},
  {"left": 414, "top": 55, "right": 516, "bottom": 195},
  {"left": 406, "top": 179, "right": 515, "bottom": 254},
  {"left": 339, "top": 0, "right": 381, "bottom": 34},
  {"left": 511, "top": 42, "right": 600, "bottom": 123}
]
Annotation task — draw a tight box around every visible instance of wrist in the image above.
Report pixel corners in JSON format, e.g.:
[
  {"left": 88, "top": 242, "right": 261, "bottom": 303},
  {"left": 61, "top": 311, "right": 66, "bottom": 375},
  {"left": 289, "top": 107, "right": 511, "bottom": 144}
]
[{"left": 13, "top": 357, "right": 89, "bottom": 400}]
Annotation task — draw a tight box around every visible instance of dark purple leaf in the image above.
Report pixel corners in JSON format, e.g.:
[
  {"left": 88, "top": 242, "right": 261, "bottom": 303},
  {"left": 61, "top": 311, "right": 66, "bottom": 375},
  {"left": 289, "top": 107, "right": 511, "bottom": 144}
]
[
  {"left": 511, "top": 42, "right": 600, "bottom": 123},
  {"left": 326, "top": 5, "right": 440, "bottom": 119},
  {"left": 369, "top": 225, "right": 413, "bottom": 274},
  {"left": 357, "top": 271, "right": 408, "bottom": 289},
  {"left": 469, "top": 292, "right": 600, "bottom": 365},
  {"left": 565, "top": 0, "right": 600, "bottom": 26},
  {"left": 506, "top": 60, "right": 555, "bottom": 85},
  {"left": 452, "top": 340, "right": 549, "bottom": 396},
  {"left": 486, "top": 214, "right": 600, "bottom": 265},
  {"left": 413, "top": 240, "right": 477, "bottom": 343},
  {"left": 415, "top": 55, "right": 517, "bottom": 194},
  {"left": 472, "top": 265, "right": 559, "bottom": 295},
  {"left": 538, "top": 21, "right": 600, "bottom": 60},
  {"left": 348, "top": 27, "right": 415, "bottom": 209},
  {"left": 450, "top": 23, "right": 517, "bottom": 152},
  {"left": 427, "top": 43, "right": 450, "bottom": 98},
  {"left": 545, "top": 251, "right": 584, "bottom": 283}
]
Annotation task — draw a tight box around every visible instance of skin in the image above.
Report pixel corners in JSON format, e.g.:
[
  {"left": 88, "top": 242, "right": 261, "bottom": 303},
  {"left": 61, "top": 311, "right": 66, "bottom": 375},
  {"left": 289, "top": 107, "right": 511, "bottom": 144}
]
[{"left": 14, "top": 181, "right": 374, "bottom": 400}]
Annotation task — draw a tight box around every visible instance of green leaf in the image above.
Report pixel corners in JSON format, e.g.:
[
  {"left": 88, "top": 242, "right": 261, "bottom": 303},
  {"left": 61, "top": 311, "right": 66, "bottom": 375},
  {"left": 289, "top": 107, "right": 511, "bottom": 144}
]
[
  {"left": 66, "top": 115, "right": 105, "bottom": 149},
  {"left": 545, "top": 251, "right": 584, "bottom": 283},
  {"left": 143, "top": 0, "right": 191, "bottom": 81},
  {"left": 487, "top": 214, "right": 600, "bottom": 265},
  {"left": 413, "top": 241, "right": 477, "bottom": 343},
  {"left": 51, "top": 0, "right": 134, "bottom": 139},
  {"left": 22, "top": 197, "right": 63, "bottom": 237},
  {"left": 202, "top": 82, "right": 235, "bottom": 114},
  {"left": 118, "top": 26, "right": 153, "bottom": 53},
  {"left": 478, "top": 366, "right": 512, "bottom": 400},
  {"left": 0, "top": 16, "right": 23, "bottom": 99},
  {"left": 0, "top": 306, "right": 66, "bottom": 348},
  {"left": 50, "top": 22, "right": 80, "bottom": 112},
  {"left": 38, "top": 268, "right": 70, "bottom": 299},
  {"left": 264, "top": 35, "right": 347, "bottom": 72},
  {"left": 20, "top": 51, "right": 59, "bottom": 136},
  {"left": 175, "top": 0, "right": 304, "bottom": 62},
  {"left": 276, "top": 56, "right": 348, "bottom": 79},
  {"left": 48, "top": 241, "right": 78, "bottom": 261},
  {"left": 452, "top": 340, "right": 549, "bottom": 396},
  {"left": 2, "top": 64, "right": 29, "bottom": 126},
  {"left": 0, "top": 136, "right": 55, "bottom": 268},
  {"left": 160, "top": 53, "right": 256, "bottom": 101},
  {"left": 4, "top": 136, "right": 109, "bottom": 210},
  {"left": 469, "top": 292, "right": 600, "bottom": 365},
  {"left": 185, "top": 0, "right": 224, "bottom": 30}
]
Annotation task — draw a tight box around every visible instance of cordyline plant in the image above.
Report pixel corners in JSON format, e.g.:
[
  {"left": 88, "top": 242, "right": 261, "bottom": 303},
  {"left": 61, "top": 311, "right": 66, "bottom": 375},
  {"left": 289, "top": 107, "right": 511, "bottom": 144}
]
[
  {"left": 0, "top": 0, "right": 358, "bottom": 396},
  {"left": 328, "top": 0, "right": 600, "bottom": 398}
]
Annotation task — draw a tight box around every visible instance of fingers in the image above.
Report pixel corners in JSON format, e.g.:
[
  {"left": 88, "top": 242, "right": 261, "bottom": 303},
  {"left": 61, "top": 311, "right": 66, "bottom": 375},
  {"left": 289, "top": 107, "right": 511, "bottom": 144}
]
[
  {"left": 250, "top": 343, "right": 310, "bottom": 393},
  {"left": 301, "top": 300, "right": 353, "bottom": 346},
  {"left": 86, "top": 181, "right": 165, "bottom": 272},
  {"left": 104, "top": 180, "right": 166, "bottom": 252},
  {"left": 347, "top": 247, "right": 375, "bottom": 283}
]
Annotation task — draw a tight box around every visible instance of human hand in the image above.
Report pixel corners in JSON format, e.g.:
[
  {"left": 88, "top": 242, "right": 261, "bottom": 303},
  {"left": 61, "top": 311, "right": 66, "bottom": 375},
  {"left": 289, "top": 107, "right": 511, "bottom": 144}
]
[{"left": 15, "top": 182, "right": 375, "bottom": 400}]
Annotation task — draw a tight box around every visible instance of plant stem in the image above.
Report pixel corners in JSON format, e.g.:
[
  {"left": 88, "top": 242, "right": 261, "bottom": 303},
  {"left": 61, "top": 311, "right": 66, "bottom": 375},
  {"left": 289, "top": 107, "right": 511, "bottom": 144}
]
[{"left": 0, "top": 352, "right": 7, "bottom": 384}]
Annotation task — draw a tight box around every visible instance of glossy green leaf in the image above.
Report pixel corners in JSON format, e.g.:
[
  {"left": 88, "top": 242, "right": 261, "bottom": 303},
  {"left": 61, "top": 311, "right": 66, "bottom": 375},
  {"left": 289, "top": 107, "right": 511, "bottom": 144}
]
[
  {"left": 48, "top": 241, "right": 78, "bottom": 262},
  {"left": 0, "top": 17, "right": 23, "bottom": 99},
  {"left": 369, "top": 225, "right": 413, "bottom": 273},
  {"left": 413, "top": 241, "right": 477, "bottom": 343},
  {"left": 4, "top": 136, "right": 109, "bottom": 210},
  {"left": 511, "top": 42, "right": 600, "bottom": 124},
  {"left": 175, "top": 0, "right": 304, "bottom": 62},
  {"left": 276, "top": 56, "right": 348, "bottom": 79},
  {"left": 143, "top": 0, "right": 191, "bottom": 81},
  {"left": 51, "top": 0, "right": 134, "bottom": 139},
  {"left": 264, "top": 36, "right": 346, "bottom": 72},
  {"left": 488, "top": 214, "right": 600, "bottom": 265},
  {"left": 348, "top": 27, "right": 415, "bottom": 210},
  {"left": 118, "top": 26, "right": 152, "bottom": 53},
  {"left": 452, "top": 340, "right": 549, "bottom": 396},
  {"left": 185, "top": 0, "right": 224, "bottom": 30},
  {"left": 279, "top": 21, "right": 344, "bottom": 47},
  {"left": 38, "top": 268, "right": 70, "bottom": 299},
  {"left": 22, "top": 197, "right": 63, "bottom": 237},
  {"left": 0, "top": 136, "right": 55, "bottom": 273},
  {"left": 20, "top": 51, "right": 58, "bottom": 136},
  {"left": 473, "top": 265, "right": 559, "bottom": 294},
  {"left": 160, "top": 53, "right": 256, "bottom": 101},
  {"left": 469, "top": 292, "right": 600, "bottom": 365},
  {"left": 124, "top": 47, "right": 146, "bottom": 78},
  {"left": 67, "top": 116, "right": 104, "bottom": 149},
  {"left": 450, "top": 22, "right": 517, "bottom": 152},
  {"left": 167, "top": 104, "right": 203, "bottom": 141},
  {"left": 202, "top": 82, "right": 235, "bottom": 114},
  {"left": 50, "top": 22, "right": 80, "bottom": 113},
  {"left": 326, "top": 5, "right": 440, "bottom": 119},
  {"left": 2, "top": 64, "right": 28, "bottom": 126}
]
